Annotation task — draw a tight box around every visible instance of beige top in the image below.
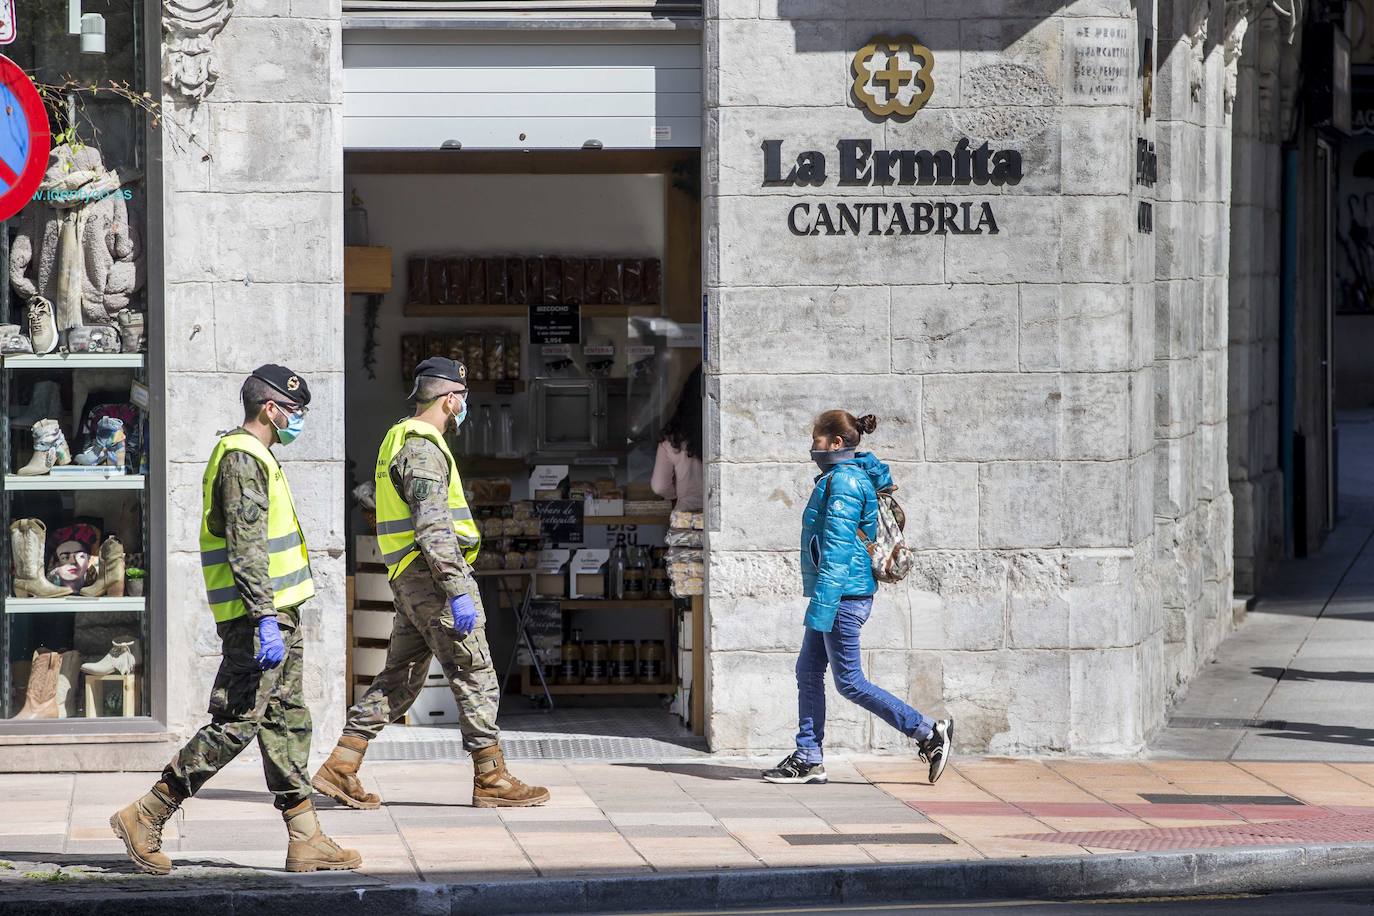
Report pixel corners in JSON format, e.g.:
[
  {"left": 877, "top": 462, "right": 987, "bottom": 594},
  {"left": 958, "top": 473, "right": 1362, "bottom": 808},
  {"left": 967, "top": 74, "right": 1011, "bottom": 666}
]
[{"left": 651, "top": 441, "right": 704, "bottom": 512}]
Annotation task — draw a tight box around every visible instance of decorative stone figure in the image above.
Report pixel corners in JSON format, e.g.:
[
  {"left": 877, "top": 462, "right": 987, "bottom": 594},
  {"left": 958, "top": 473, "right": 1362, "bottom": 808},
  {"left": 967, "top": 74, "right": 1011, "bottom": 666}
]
[
  {"left": 162, "top": 0, "right": 236, "bottom": 102},
  {"left": 9, "top": 143, "right": 144, "bottom": 332}
]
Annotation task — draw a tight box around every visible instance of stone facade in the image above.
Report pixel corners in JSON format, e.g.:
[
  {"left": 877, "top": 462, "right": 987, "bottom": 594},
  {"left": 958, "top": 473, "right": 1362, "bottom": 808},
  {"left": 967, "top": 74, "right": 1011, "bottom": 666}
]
[
  {"left": 159, "top": 0, "right": 346, "bottom": 748},
  {"left": 703, "top": 0, "right": 1239, "bottom": 756}
]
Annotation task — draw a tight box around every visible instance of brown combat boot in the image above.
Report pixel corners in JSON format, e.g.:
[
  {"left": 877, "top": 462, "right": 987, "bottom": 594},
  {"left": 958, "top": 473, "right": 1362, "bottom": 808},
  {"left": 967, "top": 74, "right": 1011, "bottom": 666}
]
[
  {"left": 282, "top": 799, "right": 363, "bottom": 873},
  {"left": 471, "top": 744, "right": 550, "bottom": 808},
  {"left": 312, "top": 735, "right": 381, "bottom": 810},
  {"left": 109, "top": 781, "right": 184, "bottom": 875}
]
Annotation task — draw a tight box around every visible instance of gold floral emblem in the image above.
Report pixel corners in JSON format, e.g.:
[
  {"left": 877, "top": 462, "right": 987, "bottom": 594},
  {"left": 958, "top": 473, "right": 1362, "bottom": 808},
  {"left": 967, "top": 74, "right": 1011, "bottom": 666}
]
[{"left": 852, "top": 35, "right": 935, "bottom": 120}]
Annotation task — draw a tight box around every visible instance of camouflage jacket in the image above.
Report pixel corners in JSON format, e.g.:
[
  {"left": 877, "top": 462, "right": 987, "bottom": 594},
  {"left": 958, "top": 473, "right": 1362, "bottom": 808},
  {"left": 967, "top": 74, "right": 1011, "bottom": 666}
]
[
  {"left": 205, "top": 438, "right": 293, "bottom": 623},
  {"left": 390, "top": 436, "right": 471, "bottom": 600}
]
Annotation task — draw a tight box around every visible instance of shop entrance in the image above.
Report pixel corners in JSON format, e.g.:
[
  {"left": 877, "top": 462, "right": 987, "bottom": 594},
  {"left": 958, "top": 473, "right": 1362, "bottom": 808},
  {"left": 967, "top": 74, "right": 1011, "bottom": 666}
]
[{"left": 340, "top": 150, "right": 705, "bottom": 760}]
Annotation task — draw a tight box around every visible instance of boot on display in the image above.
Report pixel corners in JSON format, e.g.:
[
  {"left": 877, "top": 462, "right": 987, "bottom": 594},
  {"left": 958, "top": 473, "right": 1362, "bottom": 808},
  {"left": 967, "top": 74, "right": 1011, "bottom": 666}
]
[
  {"left": 12, "top": 648, "right": 61, "bottom": 719},
  {"left": 282, "top": 800, "right": 363, "bottom": 873},
  {"left": 56, "top": 650, "right": 81, "bottom": 718},
  {"left": 109, "top": 781, "right": 185, "bottom": 875},
  {"left": 81, "top": 536, "right": 126, "bottom": 598},
  {"left": 312, "top": 735, "right": 382, "bottom": 809},
  {"left": 11, "top": 519, "right": 73, "bottom": 598},
  {"left": 74, "top": 416, "right": 126, "bottom": 469},
  {"left": 471, "top": 743, "right": 550, "bottom": 808},
  {"left": 17, "top": 419, "right": 72, "bottom": 476},
  {"left": 27, "top": 296, "right": 58, "bottom": 355},
  {"left": 81, "top": 637, "right": 139, "bottom": 676}
]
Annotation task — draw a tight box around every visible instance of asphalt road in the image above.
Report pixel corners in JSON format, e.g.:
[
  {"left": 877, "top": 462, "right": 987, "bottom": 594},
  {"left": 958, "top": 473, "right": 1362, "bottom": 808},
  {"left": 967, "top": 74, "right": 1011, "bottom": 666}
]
[{"left": 607, "top": 888, "right": 1374, "bottom": 915}]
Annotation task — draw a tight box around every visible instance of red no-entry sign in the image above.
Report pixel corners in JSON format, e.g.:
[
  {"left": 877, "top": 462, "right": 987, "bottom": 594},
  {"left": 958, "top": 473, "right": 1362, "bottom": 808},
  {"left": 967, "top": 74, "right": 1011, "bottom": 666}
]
[{"left": 0, "top": 54, "right": 49, "bottom": 222}]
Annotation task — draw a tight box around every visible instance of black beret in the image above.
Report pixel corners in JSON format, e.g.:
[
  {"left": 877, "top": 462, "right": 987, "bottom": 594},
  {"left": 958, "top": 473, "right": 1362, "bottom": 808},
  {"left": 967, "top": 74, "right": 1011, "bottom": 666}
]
[
  {"left": 408, "top": 356, "right": 467, "bottom": 399},
  {"left": 250, "top": 364, "right": 311, "bottom": 406}
]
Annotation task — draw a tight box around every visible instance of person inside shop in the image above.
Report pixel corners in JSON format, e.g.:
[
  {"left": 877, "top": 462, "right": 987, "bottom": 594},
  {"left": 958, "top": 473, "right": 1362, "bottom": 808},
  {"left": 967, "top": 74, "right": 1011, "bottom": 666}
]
[
  {"left": 761, "top": 410, "right": 953, "bottom": 787},
  {"left": 313, "top": 356, "right": 549, "bottom": 810},
  {"left": 110, "top": 365, "right": 362, "bottom": 876},
  {"left": 651, "top": 366, "right": 704, "bottom": 512}
]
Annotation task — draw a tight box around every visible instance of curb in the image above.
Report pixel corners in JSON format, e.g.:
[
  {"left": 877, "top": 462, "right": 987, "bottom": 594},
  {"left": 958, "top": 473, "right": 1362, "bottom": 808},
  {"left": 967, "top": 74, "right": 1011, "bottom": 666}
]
[{"left": 6, "top": 843, "right": 1374, "bottom": 914}]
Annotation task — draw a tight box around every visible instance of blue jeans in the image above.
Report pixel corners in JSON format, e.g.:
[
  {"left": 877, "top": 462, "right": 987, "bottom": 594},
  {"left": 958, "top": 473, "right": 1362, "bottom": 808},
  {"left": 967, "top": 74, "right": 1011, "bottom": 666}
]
[{"left": 794, "top": 596, "right": 933, "bottom": 764}]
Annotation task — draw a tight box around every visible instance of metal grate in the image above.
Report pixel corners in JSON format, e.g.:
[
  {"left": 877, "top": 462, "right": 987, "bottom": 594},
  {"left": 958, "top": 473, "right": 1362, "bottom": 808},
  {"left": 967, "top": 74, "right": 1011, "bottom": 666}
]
[
  {"left": 368, "top": 735, "right": 707, "bottom": 761},
  {"left": 1168, "top": 716, "right": 1293, "bottom": 730}
]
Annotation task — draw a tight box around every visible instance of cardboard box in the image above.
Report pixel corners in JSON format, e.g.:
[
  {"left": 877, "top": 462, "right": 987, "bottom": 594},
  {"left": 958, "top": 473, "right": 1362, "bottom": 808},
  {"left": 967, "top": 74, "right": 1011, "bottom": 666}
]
[
  {"left": 535, "top": 549, "right": 571, "bottom": 598},
  {"left": 355, "top": 535, "right": 383, "bottom": 566},
  {"left": 571, "top": 549, "right": 610, "bottom": 599},
  {"left": 585, "top": 498, "right": 625, "bottom": 518},
  {"left": 353, "top": 608, "right": 395, "bottom": 641},
  {"left": 530, "top": 465, "right": 569, "bottom": 500},
  {"left": 406, "top": 684, "right": 459, "bottom": 726},
  {"left": 355, "top": 571, "right": 393, "bottom": 603}
]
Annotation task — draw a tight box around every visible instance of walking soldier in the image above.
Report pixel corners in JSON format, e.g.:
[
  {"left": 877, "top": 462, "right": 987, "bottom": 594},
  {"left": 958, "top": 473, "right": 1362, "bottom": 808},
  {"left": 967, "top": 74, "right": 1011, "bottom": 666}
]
[
  {"left": 110, "top": 365, "right": 361, "bottom": 875},
  {"left": 313, "top": 356, "right": 549, "bottom": 809}
]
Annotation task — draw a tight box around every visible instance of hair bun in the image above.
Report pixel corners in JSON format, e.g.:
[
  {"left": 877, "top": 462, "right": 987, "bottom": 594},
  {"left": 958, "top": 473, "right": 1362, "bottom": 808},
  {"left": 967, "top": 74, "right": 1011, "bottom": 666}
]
[{"left": 856, "top": 414, "right": 879, "bottom": 435}]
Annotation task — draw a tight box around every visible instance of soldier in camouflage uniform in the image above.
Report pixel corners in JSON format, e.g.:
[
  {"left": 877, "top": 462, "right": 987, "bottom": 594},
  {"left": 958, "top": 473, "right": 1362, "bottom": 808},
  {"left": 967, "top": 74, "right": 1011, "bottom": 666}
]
[
  {"left": 314, "top": 357, "right": 549, "bottom": 809},
  {"left": 111, "top": 366, "right": 361, "bottom": 875}
]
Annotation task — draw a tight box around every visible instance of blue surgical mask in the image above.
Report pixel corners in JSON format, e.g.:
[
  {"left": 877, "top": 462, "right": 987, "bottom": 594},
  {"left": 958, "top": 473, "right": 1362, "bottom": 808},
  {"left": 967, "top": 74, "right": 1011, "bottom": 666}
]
[
  {"left": 271, "top": 406, "right": 305, "bottom": 445},
  {"left": 450, "top": 395, "right": 468, "bottom": 431}
]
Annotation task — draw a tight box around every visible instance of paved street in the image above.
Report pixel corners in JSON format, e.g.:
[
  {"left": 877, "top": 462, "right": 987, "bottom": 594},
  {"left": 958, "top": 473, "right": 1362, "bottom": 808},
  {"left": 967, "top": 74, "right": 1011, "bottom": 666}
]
[
  {"left": 7, "top": 755, "right": 1374, "bottom": 888},
  {"left": 1152, "top": 411, "right": 1374, "bottom": 760}
]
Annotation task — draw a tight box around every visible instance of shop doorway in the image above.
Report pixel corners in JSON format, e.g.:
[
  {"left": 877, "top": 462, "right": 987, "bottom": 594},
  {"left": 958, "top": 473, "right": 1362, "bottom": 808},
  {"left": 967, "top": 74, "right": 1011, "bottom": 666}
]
[{"left": 340, "top": 150, "right": 705, "bottom": 760}]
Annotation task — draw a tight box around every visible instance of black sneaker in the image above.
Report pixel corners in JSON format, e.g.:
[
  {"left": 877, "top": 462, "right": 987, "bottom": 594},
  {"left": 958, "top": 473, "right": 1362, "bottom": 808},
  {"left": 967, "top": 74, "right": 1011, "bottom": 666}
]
[
  {"left": 761, "top": 753, "right": 828, "bottom": 784},
  {"left": 918, "top": 719, "right": 954, "bottom": 784}
]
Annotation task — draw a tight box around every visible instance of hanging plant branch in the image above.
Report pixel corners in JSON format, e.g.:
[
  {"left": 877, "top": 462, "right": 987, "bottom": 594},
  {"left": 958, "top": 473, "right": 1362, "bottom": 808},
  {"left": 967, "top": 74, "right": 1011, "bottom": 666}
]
[{"left": 29, "top": 74, "right": 210, "bottom": 159}]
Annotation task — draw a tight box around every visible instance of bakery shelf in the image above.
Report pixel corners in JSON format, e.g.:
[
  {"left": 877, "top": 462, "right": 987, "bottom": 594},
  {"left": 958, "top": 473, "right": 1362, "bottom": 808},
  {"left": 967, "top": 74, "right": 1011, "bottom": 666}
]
[
  {"left": 5, "top": 473, "right": 146, "bottom": 491},
  {"left": 559, "top": 600, "right": 675, "bottom": 611},
  {"left": 465, "top": 380, "right": 526, "bottom": 394},
  {"left": 583, "top": 515, "right": 671, "bottom": 526},
  {"left": 404, "top": 303, "right": 660, "bottom": 319},
  {"left": 521, "top": 668, "right": 674, "bottom": 696},
  {"left": 3, "top": 353, "right": 145, "bottom": 369},
  {"left": 6, "top": 596, "right": 146, "bottom": 614}
]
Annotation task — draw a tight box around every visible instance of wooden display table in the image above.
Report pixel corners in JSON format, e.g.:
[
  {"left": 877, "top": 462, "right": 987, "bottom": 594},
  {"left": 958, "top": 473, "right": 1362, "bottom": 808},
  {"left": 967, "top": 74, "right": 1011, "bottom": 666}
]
[{"left": 84, "top": 672, "right": 139, "bottom": 718}]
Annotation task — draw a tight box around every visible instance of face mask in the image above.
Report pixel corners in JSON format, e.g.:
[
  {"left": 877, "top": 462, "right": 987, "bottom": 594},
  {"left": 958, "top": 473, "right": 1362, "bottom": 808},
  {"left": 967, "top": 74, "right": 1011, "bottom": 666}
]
[
  {"left": 812, "top": 446, "right": 857, "bottom": 470},
  {"left": 271, "top": 405, "right": 305, "bottom": 445},
  {"left": 449, "top": 394, "right": 468, "bottom": 431}
]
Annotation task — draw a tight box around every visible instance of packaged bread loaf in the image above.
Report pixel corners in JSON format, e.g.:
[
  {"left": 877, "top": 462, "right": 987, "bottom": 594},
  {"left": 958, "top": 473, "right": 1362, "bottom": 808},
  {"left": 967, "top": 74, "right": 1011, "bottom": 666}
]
[{"left": 407, "top": 259, "right": 430, "bottom": 304}]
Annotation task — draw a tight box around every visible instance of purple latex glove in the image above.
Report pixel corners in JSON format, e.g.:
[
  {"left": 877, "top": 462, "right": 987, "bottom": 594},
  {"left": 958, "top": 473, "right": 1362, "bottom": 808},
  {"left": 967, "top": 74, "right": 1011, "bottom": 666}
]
[
  {"left": 255, "top": 616, "right": 286, "bottom": 670},
  {"left": 449, "top": 594, "right": 478, "bottom": 637}
]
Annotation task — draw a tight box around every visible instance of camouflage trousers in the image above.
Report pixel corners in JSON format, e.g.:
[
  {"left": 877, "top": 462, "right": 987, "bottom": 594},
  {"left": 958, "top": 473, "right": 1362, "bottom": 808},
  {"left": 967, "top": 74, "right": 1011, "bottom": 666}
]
[
  {"left": 164, "top": 609, "right": 313, "bottom": 811},
  {"left": 344, "top": 562, "right": 500, "bottom": 752}
]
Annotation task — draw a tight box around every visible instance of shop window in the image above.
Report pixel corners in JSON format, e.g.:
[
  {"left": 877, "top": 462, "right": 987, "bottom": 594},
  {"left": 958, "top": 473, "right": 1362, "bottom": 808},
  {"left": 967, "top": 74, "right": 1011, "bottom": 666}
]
[{"left": 1, "top": 4, "right": 154, "bottom": 724}]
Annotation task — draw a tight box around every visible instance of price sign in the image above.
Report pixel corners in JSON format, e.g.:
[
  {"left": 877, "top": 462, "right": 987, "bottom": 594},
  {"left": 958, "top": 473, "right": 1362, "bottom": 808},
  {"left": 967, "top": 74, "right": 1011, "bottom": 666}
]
[{"left": 529, "top": 303, "right": 581, "bottom": 345}]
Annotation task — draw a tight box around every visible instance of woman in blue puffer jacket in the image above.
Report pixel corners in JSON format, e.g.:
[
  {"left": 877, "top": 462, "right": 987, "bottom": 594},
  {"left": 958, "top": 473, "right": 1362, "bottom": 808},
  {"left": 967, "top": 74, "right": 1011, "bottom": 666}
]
[{"left": 762, "top": 410, "right": 953, "bottom": 786}]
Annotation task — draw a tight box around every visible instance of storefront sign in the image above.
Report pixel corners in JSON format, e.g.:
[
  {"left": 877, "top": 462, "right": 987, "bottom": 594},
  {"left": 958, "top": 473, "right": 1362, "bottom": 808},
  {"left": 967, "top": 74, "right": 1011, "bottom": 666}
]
[
  {"left": 0, "top": 55, "right": 51, "bottom": 222},
  {"left": 529, "top": 303, "right": 581, "bottom": 345},
  {"left": 0, "top": 0, "right": 15, "bottom": 44},
  {"left": 764, "top": 138, "right": 1019, "bottom": 237},
  {"left": 533, "top": 499, "right": 584, "bottom": 545},
  {"left": 851, "top": 35, "right": 934, "bottom": 120}
]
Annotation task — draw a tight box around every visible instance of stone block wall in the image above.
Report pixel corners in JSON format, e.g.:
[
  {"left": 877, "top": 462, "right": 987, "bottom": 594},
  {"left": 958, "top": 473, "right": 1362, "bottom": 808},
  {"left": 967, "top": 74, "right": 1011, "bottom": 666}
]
[
  {"left": 159, "top": 1, "right": 346, "bottom": 746},
  {"left": 1227, "top": 11, "right": 1286, "bottom": 596},
  {"left": 1149, "top": 0, "right": 1236, "bottom": 703},
  {"left": 704, "top": 0, "right": 1193, "bottom": 755}
]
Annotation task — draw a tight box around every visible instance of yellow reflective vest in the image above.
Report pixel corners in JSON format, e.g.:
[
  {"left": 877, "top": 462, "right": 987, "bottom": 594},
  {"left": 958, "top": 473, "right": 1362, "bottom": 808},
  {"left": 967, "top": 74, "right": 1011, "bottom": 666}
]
[
  {"left": 199, "top": 431, "right": 315, "bottom": 623},
  {"left": 373, "top": 417, "right": 480, "bottom": 579}
]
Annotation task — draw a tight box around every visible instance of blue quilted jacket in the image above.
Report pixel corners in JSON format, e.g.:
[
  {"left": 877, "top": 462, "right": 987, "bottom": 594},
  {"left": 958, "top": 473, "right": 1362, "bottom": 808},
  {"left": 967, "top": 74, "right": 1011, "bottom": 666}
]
[{"left": 800, "top": 452, "right": 891, "bottom": 632}]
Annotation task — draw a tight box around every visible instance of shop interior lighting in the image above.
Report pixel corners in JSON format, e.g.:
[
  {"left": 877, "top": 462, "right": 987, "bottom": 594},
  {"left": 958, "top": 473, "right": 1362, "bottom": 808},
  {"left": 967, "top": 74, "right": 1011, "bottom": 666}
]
[
  {"left": 68, "top": 1, "right": 105, "bottom": 54},
  {"left": 582, "top": 140, "right": 604, "bottom": 150},
  {"left": 440, "top": 139, "right": 462, "bottom": 150}
]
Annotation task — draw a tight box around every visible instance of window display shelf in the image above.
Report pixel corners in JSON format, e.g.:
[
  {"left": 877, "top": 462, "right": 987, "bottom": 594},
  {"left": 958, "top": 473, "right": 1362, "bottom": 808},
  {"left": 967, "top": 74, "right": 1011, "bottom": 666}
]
[
  {"left": 404, "top": 304, "right": 660, "bottom": 320},
  {"left": 3, "top": 354, "right": 145, "bottom": 370},
  {"left": 584, "top": 515, "right": 672, "bottom": 526},
  {"left": 521, "top": 668, "right": 674, "bottom": 696},
  {"left": 6, "top": 597, "right": 146, "bottom": 614},
  {"left": 5, "top": 474, "right": 146, "bottom": 491},
  {"left": 559, "top": 600, "right": 675, "bottom": 611}
]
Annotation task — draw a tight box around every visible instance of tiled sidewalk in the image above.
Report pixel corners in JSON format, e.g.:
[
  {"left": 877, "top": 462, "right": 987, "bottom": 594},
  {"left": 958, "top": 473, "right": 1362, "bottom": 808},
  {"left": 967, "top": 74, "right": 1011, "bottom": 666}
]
[{"left": 6, "top": 756, "right": 1374, "bottom": 890}]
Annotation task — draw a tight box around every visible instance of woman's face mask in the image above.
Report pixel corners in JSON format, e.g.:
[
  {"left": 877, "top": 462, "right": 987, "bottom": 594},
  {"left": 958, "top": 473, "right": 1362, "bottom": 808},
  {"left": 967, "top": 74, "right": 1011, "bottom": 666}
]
[{"left": 269, "top": 402, "right": 306, "bottom": 445}]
